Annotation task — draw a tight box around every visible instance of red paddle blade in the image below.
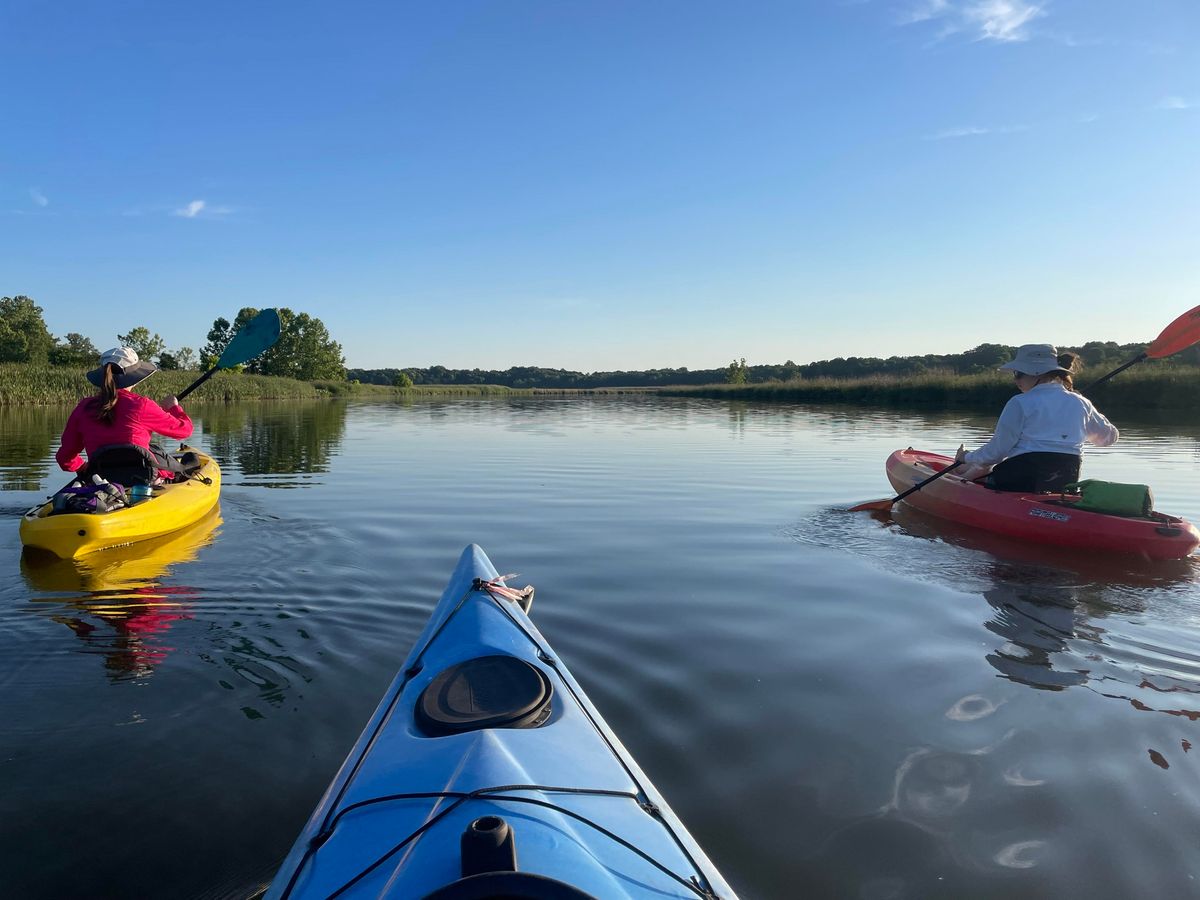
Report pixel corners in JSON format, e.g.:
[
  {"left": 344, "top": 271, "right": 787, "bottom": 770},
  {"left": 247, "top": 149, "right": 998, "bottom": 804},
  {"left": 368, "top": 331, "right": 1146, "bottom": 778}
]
[
  {"left": 848, "top": 498, "right": 894, "bottom": 512},
  {"left": 1147, "top": 304, "right": 1200, "bottom": 358}
]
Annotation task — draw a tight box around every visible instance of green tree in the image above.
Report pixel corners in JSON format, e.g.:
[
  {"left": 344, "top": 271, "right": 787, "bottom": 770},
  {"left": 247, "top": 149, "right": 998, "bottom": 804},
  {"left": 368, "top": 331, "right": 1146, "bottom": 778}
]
[
  {"left": 251, "top": 308, "right": 345, "bottom": 380},
  {"left": 201, "top": 317, "right": 232, "bottom": 368},
  {"left": 49, "top": 332, "right": 99, "bottom": 367},
  {"left": 393, "top": 371, "right": 414, "bottom": 389},
  {"left": 116, "top": 326, "right": 166, "bottom": 363},
  {"left": 725, "top": 357, "right": 748, "bottom": 385},
  {"left": 174, "top": 346, "right": 198, "bottom": 369},
  {"left": 0, "top": 295, "right": 55, "bottom": 363}
]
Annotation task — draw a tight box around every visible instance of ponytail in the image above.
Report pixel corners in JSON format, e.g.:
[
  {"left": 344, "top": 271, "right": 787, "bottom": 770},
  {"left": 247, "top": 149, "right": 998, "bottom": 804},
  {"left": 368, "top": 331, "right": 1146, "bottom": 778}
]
[
  {"left": 1044, "top": 352, "right": 1081, "bottom": 391},
  {"left": 92, "top": 364, "right": 120, "bottom": 424}
]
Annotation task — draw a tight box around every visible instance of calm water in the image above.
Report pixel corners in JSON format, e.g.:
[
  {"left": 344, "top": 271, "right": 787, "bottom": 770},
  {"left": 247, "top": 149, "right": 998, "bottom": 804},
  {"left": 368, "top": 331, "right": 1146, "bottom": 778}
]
[{"left": 2, "top": 397, "right": 1200, "bottom": 899}]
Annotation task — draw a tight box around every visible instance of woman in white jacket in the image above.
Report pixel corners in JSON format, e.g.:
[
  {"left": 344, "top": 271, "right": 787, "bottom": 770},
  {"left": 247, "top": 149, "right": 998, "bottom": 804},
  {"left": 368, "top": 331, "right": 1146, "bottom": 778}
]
[{"left": 956, "top": 344, "right": 1118, "bottom": 493}]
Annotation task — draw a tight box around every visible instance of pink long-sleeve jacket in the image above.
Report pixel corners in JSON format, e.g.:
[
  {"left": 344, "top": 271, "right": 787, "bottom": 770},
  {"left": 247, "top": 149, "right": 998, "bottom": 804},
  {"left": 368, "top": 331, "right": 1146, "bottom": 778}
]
[{"left": 56, "top": 389, "right": 193, "bottom": 474}]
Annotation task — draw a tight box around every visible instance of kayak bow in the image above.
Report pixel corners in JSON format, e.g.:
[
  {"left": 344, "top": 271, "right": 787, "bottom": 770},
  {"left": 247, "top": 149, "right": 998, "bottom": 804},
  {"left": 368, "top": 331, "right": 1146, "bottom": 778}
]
[{"left": 267, "top": 545, "right": 737, "bottom": 900}]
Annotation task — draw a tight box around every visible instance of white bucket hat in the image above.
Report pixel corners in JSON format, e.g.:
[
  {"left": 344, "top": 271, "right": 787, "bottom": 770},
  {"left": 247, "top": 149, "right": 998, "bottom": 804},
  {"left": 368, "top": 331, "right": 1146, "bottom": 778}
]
[
  {"left": 86, "top": 346, "right": 158, "bottom": 389},
  {"left": 998, "top": 344, "right": 1069, "bottom": 377}
]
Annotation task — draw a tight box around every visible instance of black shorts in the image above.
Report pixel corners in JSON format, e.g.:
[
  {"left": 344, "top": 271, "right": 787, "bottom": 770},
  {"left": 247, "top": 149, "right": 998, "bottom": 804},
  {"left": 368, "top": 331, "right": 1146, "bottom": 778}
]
[{"left": 987, "top": 452, "right": 1081, "bottom": 493}]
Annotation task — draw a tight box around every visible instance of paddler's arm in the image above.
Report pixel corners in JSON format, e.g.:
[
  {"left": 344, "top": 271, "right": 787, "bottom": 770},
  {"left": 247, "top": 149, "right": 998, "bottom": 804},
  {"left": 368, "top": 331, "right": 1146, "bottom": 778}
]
[
  {"left": 960, "top": 398, "right": 1024, "bottom": 468},
  {"left": 141, "top": 394, "right": 193, "bottom": 441},
  {"left": 1084, "top": 403, "right": 1119, "bottom": 447}
]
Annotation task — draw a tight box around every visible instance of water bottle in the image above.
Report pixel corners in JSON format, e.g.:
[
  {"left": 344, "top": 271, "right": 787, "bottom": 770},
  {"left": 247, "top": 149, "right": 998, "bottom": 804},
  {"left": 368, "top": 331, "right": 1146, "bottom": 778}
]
[{"left": 129, "top": 485, "right": 153, "bottom": 504}]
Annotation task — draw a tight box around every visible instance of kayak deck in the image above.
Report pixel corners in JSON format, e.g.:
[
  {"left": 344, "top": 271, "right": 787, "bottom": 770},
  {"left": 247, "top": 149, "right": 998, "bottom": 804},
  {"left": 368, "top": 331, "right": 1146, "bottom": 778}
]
[
  {"left": 267, "top": 545, "right": 735, "bottom": 899},
  {"left": 884, "top": 448, "right": 1199, "bottom": 560},
  {"left": 19, "top": 447, "right": 221, "bottom": 559}
]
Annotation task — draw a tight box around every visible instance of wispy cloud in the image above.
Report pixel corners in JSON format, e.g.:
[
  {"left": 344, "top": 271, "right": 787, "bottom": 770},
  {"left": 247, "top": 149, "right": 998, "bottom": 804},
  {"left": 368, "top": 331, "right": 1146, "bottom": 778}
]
[
  {"left": 29, "top": 188, "right": 48, "bottom": 207},
  {"left": 896, "top": 0, "right": 951, "bottom": 25},
  {"left": 1156, "top": 96, "right": 1192, "bottom": 110},
  {"left": 964, "top": 1, "right": 1042, "bottom": 42},
  {"left": 898, "top": 0, "right": 1044, "bottom": 43},
  {"left": 172, "top": 199, "right": 232, "bottom": 218},
  {"left": 925, "top": 123, "right": 1028, "bottom": 140},
  {"left": 174, "top": 199, "right": 206, "bottom": 218}
]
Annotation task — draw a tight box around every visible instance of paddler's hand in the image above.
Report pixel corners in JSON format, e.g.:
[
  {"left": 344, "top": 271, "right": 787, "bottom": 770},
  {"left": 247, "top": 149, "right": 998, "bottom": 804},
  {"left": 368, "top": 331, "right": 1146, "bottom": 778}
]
[
  {"left": 954, "top": 444, "right": 967, "bottom": 463},
  {"left": 161, "top": 395, "right": 180, "bottom": 410}
]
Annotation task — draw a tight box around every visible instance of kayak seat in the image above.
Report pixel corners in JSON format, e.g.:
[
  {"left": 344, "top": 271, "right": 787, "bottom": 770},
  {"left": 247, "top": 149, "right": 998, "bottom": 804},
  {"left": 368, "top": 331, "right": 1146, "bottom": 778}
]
[
  {"left": 84, "top": 443, "right": 203, "bottom": 487},
  {"left": 416, "top": 655, "right": 553, "bottom": 737},
  {"left": 84, "top": 443, "right": 171, "bottom": 487}
]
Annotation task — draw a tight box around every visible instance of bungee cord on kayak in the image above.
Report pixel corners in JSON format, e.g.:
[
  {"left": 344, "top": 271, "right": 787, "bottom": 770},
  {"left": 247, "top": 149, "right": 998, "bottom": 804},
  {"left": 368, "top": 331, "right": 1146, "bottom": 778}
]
[{"left": 312, "top": 787, "right": 722, "bottom": 900}]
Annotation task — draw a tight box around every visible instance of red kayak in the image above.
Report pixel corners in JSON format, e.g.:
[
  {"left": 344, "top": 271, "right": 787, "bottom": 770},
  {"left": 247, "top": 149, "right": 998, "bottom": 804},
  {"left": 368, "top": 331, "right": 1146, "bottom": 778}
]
[{"left": 884, "top": 449, "right": 1200, "bottom": 561}]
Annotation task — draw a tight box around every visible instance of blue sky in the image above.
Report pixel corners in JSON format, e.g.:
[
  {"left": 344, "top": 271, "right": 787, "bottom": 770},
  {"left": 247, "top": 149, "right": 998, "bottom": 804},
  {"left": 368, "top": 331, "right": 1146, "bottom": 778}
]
[{"left": 2, "top": 1, "right": 1196, "bottom": 371}]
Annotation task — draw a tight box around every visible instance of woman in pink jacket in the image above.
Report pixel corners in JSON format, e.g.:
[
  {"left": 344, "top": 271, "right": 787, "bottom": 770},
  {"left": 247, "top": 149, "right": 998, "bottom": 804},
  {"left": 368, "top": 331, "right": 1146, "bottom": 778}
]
[{"left": 56, "top": 347, "right": 193, "bottom": 479}]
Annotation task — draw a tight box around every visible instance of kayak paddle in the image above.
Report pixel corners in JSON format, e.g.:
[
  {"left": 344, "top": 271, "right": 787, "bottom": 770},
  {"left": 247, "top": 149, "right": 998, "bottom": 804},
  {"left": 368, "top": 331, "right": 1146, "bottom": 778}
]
[
  {"left": 850, "top": 303, "right": 1200, "bottom": 513},
  {"left": 1082, "top": 302, "right": 1200, "bottom": 391},
  {"left": 849, "top": 460, "right": 963, "bottom": 512},
  {"left": 178, "top": 308, "right": 282, "bottom": 401}
]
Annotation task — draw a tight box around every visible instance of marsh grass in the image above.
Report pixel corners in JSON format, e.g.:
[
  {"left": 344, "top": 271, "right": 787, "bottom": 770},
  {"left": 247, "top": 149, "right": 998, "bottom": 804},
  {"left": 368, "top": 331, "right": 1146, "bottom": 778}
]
[
  {"left": 1, "top": 366, "right": 542, "bottom": 405},
  {"left": 10, "top": 363, "right": 1194, "bottom": 409},
  {"left": 0, "top": 366, "right": 336, "bottom": 405},
  {"left": 662, "top": 366, "right": 1200, "bottom": 411}
]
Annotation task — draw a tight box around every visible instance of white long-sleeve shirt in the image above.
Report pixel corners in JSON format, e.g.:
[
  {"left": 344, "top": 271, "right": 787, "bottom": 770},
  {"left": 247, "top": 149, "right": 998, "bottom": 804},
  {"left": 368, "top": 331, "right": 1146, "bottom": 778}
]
[{"left": 964, "top": 382, "right": 1118, "bottom": 468}]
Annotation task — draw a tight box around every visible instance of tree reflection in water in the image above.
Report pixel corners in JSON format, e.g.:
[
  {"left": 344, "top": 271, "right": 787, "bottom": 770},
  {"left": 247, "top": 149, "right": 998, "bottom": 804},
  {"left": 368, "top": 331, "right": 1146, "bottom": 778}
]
[
  {"left": 22, "top": 510, "right": 221, "bottom": 682},
  {"left": 0, "top": 405, "right": 70, "bottom": 491},
  {"left": 198, "top": 400, "right": 346, "bottom": 487}
]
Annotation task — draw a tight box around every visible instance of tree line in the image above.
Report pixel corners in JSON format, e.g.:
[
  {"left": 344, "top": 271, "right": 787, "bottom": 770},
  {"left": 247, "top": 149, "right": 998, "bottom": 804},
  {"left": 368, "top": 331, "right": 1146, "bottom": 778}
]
[
  {"left": 0, "top": 295, "right": 345, "bottom": 381},
  {"left": 350, "top": 340, "right": 1197, "bottom": 389}
]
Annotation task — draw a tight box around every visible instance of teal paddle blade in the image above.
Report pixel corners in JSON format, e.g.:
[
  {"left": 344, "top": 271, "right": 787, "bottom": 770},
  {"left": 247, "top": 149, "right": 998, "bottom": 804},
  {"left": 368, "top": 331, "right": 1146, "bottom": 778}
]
[{"left": 219, "top": 308, "right": 281, "bottom": 368}]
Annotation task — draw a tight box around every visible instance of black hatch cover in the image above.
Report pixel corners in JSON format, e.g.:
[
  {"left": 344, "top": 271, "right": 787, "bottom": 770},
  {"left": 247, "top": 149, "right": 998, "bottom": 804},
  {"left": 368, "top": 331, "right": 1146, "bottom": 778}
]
[{"left": 416, "top": 655, "right": 553, "bottom": 736}]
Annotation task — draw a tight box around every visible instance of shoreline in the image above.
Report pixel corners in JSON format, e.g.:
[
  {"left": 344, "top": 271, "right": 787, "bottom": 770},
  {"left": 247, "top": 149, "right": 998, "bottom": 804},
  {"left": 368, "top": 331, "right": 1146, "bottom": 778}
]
[{"left": 4, "top": 364, "right": 1195, "bottom": 411}]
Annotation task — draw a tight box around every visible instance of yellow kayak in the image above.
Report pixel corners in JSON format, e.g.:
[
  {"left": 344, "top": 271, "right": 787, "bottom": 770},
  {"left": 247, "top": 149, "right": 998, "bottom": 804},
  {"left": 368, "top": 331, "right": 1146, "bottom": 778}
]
[{"left": 20, "top": 447, "right": 221, "bottom": 559}]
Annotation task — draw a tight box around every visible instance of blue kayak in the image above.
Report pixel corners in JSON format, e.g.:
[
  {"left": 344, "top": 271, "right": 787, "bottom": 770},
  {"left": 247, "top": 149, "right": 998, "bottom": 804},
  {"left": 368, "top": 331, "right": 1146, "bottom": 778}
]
[{"left": 267, "top": 545, "right": 737, "bottom": 899}]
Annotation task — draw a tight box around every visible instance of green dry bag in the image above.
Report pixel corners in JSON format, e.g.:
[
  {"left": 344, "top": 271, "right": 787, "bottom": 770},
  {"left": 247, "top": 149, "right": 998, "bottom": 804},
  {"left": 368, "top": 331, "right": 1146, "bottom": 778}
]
[{"left": 1065, "top": 480, "right": 1153, "bottom": 517}]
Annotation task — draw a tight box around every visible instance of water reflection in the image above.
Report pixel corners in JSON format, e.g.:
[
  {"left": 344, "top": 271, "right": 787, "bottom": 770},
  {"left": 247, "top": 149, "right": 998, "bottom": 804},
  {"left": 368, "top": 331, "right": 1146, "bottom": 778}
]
[
  {"left": 982, "top": 581, "right": 1091, "bottom": 691},
  {"left": 22, "top": 509, "right": 221, "bottom": 681},
  {"left": 199, "top": 401, "right": 347, "bottom": 487},
  {"left": 888, "top": 509, "right": 1200, "bottom": 733},
  {"left": 0, "top": 405, "right": 67, "bottom": 490}
]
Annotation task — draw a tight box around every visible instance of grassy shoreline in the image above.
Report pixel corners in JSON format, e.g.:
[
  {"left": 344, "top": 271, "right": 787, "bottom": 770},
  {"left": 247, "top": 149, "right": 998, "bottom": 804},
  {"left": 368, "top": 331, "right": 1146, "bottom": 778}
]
[
  {"left": 659, "top": 367, "right": 1200, "bottom": 410},
  {"left": 0, "top": 366, "right": 549, "bottom": 405},
  {"left": 6, "top": 364, "right": 1194, "bottom": 409}
]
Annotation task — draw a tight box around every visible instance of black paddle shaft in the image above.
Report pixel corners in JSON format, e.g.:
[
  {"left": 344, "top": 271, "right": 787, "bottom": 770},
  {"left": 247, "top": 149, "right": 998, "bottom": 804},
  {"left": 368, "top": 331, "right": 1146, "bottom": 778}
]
[{"left": 891, "top": 459, "right": 964, "bottom": 505}]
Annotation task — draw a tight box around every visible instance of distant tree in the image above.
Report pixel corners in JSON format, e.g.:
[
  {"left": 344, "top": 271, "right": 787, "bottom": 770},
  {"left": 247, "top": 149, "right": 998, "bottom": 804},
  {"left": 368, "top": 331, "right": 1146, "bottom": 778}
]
[
  {"left": 157, "top": 351, "right": 180, "bottom": 370},
  {"left": 725, "top": 357, "right": 748, "bottom": 385},
  {"left": 49, "top": 332, "right": 99, "bottom": 367},
  {"left": 201, "top": 317, "right": 232, "bottom": 368},
  {"left": 0, "top": 295, "right": 55, "bottom": 363},
  {"left": 393, "top": 371, "right": 414, "bottom": 389},
  {"left": 958, "top": 344, "right": 1014, "bottom": 374},
  {"left": 174, "top": 346, "right": 198, "bottom": 369},
  {"left": 117, "top": 326, "right": 166, "bottom": 363}
]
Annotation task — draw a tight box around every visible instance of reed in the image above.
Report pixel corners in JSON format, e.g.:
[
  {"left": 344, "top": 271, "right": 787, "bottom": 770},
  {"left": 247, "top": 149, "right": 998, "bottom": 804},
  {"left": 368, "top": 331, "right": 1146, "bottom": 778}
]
[
  {"left": 661, "top": 366, "right": 1200, "bottom": 411},
  {"left": 0, "top": 366, "right": 330, "bottom": 405},
  {"left": 0, "top": 366, "right": 541, "bottom": 405}
]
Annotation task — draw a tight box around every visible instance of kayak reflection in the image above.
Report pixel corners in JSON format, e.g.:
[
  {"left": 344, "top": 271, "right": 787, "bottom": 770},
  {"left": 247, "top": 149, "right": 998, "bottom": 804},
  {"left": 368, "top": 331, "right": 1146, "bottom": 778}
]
[
  {"left": 884, "top": 505, "right": 1200, "bottom": 712},
  {"left": 22, "top": 509, "right": 221, "bottom": 681}
]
